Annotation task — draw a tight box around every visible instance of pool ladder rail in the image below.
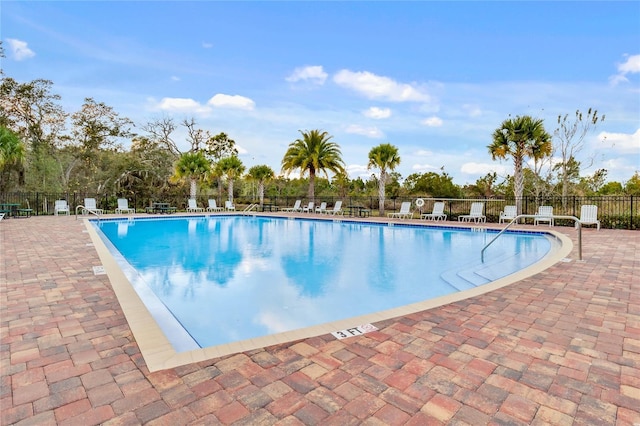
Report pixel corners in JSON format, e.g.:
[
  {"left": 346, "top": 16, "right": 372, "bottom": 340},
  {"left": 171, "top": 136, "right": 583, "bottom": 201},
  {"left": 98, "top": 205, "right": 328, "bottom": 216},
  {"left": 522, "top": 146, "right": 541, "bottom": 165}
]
[
  {"left": 242, "top": 203, "right": 260, "bottom": 215},
  {"left": 481, "top": 214, "right": 581, "bottom": 262},
  {"left": 75, "top": 204, "right": 102, "bottom": 221}
]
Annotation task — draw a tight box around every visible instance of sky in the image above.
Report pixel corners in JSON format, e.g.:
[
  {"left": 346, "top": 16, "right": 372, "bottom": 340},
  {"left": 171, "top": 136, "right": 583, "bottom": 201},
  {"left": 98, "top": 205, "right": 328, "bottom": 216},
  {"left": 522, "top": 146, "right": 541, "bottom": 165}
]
[{"left": 2, "top": 1, "right": 639, "bottom": 186}]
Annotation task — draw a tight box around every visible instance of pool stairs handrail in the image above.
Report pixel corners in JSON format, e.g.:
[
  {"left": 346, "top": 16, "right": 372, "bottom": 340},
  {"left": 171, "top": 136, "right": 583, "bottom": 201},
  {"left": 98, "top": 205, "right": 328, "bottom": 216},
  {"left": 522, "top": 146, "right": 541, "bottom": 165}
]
[
  {"left": 242, "top": 203, "right": 259, "bottom": 214},
  {"left": 75, "top": 204, "right": 101, "bottom": 221},
  {"left": 481, "top": 214, "right": 581, "bottom": 262}
]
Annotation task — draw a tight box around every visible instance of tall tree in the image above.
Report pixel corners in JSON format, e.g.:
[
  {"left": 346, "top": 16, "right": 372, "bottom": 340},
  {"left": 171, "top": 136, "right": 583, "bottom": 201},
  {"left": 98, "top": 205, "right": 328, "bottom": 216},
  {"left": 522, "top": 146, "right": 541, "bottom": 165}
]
[
  {"left": 0, "top": 125, "right": 24, "bottom": 168},
  {"left": 554, "top": 108, "right": 605, "bottom": 201},
  {"left": 0, "top": 77, "right": 68, "bottom": 190},
  {"left": 0, "top": 126, "right": 25, "bottom": 191},
  {"left": 171, "top": 151, "right": 210, "bottom": 200},
  {"left": 142, "top": 116, "right": 181, "bottom": 156},
  {"left": 281, "top": 129, "right": 345, "bottom": 201},
  {"left": 205, "top": 132, "right": 238, "bottom": 198},
  {"left": 69, "top": 97, "right": 133, "bottom": 191},
  {"left": 247, "top": 164, "right": 275, "bottom": 206},
  {"left": 116, "top": 135, "right": 176, "bottom": 197},
  {"left": 368, "top": 143, "right": 401, "bottom": 216},
  {"left": 204, "top": 132, "right": 238, "bottom": 161},
  {"left": 488, "top": 115, "right": 552, "bottom": 214},
  {"left": 218, "top": 156, "right": 245, "bottom": 203}
]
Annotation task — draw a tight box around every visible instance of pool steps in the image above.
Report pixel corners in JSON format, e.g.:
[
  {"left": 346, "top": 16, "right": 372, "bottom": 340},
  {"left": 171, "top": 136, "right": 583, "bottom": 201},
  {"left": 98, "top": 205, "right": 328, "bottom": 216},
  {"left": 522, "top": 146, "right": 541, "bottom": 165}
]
[{"left": 440, "top": 250, "right": 533, "bottom": 291}]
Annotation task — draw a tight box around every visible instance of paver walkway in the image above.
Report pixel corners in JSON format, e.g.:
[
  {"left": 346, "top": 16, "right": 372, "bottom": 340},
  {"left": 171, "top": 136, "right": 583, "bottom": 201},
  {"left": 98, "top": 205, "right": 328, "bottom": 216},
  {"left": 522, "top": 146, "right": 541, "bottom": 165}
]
[{"left": 1, "top": 216, "right": 639, "bottom": 425}]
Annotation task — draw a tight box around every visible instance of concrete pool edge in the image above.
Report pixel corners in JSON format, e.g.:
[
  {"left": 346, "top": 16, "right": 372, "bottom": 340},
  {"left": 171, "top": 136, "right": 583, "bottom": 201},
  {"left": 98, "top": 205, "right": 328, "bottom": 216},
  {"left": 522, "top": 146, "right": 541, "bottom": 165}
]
[{"left": 84, "top": 217, "right": 573, "bottom": 372}]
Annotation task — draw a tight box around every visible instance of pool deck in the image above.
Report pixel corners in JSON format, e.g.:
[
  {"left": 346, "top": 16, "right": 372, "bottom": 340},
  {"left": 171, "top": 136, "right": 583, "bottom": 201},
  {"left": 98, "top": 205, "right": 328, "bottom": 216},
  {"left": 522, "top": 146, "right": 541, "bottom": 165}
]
[{"left": 1, "top": 214, "right": 639, "bottom": 425}]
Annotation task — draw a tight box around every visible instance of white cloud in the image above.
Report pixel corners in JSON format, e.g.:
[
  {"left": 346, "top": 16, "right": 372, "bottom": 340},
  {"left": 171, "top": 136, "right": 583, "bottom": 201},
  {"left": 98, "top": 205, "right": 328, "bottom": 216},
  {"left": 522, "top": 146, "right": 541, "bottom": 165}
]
[
  {"left": 157, "top": 97, "right": 207, "bottom": 112},
  {"left": 598, "top": 128, "right": 640, "bottom": 154},
  {"left": 202, "top": 42, "right": 213, "bottom": 48},
  {"left": 346, "top": 164, "right": 369, "bottom": 178},
  {"left": 170, "top": 76, "right": 180, "bottom": 81},
  {"left": 461, "top": 162, "right": 508, "bottom": 176},
  {"left": 333, "top": 69, "right": 430, "bottom": 102},
  {"left": 421, "top": 116, "right": 443, "bottom": 127},
  {"left": 207, "top": 94, "right": 255, "bottom": 110},
  {"left": 344, "top": 124, "right": 384, "bottom": 138},
  {"left": 609, "top": 53, "right": 640, "bottom": 85},
  {"left": 285, "top": 65, "right": 328, "bottom": 85},
  {"left": 618, "top": 54, "right": 640, "bottom": 74},
  {"left": 411, "top": 163, "right": 440, "bottom": 172},
  {"left": 6, "top": 38, "right": 35, "bottom": 61},
  {"left": 363, "top": 107, "right": 391, "bottom": 119}
]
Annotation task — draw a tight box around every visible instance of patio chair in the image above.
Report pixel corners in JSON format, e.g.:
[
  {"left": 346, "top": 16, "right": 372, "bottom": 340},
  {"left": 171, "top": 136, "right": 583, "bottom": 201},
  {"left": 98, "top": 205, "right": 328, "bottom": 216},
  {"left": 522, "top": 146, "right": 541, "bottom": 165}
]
[
  {"left": 421, "top": 201, "right": 447, "bottom": 221},
  {"left": 282, "top": 200, "right": 302, "bottom": 212},
  {"left": 115, "top": 198, "right": 135, "bottom": 214},
  {"left": 458, "top": 202, "right": 486, "bottom": 223},
  {"left": 325, "top": 200, "right": 344, "bottom": 215},
  {"left": 54, "top": 200, "right": 70, "bottom": 216},
  {"left": 534, "top": 206, "right": 554, "bottom": 226},
  {"left": 315, "top": 202, "right": 327, "bottom": 214},
  {"left": 83, "top": 198, "right": 103, "bottom": 215},
  {"left": 187, "top": 198, "right": 204, "bottom": 213},
  {"left": 499, "top": 205, "right": 517, "bottom": 224},
  {"left": 225, "top": 200, "right": 236, "bottom": 211},
  {"left": 302, "top": 201, "right": 315, "bottom": 213},
  {"left": 388, "top": 201, "right": 413, "bottom": 219},
  {"left": 206, "top": 199, "right": 224, "bottom": 212},
  {"left": 576, "top": 204, "right": 600, "bottom": 230}
]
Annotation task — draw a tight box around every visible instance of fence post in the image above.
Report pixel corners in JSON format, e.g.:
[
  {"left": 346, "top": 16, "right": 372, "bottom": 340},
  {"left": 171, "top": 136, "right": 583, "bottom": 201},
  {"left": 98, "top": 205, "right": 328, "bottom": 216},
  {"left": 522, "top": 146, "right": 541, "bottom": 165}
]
[{"left": 631, "top": 195, "right": 635, "bottom": 230}]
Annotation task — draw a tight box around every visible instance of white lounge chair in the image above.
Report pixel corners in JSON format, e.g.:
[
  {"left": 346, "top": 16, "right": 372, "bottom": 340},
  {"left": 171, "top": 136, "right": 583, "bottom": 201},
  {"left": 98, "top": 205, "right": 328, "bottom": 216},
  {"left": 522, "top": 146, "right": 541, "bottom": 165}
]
[
  {"left": 115, "top": 198, "right": 135, "bottom": 214},
  {"left": 83, "top": 198, "right": 103, "bottom": 215},
  {"left": 187, "top": 198, "right": 204, "bottom": 213},
  {"left": 225, "top": 200, "right": 235, "bottom": 211},
  {"left": 206, "top": 199, "right": 224, "bottom": 212},
  {"left": 534, "top": 206, "right": 554, "bottom": 226},
  {"left": 499, "top": 205, "right": 517, "bottom": 224},
  {"left": 302, "top": 201, "right": 315, "bottom": 213},
  {"left": 421, "top": 202, "right": 447, "bottom": 221},
  {"left": 315, "top": 202, "right": 327, "bottom": 214},
  {"left": 458, "top": 202, "right": 486, "bottom": 223},
  {"left": 325, "top": 200, "right": 344, "bottom": 215},
  {"left": 282, "top": 200, "right": 302, "bottom": 212},
  {"left": 576, "top": 204, "right": 600, "bottom": 230},
  {"left": 54, "top": 200, "right": 70, "bottom": 216},
  {"left": 388, "top": 201, "right": 413, "bottom": 219}
]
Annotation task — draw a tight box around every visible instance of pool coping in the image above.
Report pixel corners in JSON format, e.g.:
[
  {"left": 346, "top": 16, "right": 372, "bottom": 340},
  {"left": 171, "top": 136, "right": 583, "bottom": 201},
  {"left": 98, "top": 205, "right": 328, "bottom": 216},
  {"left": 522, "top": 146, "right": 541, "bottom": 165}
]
[{"left": 84, "top": 214, "right": 573, "bottom": 372}]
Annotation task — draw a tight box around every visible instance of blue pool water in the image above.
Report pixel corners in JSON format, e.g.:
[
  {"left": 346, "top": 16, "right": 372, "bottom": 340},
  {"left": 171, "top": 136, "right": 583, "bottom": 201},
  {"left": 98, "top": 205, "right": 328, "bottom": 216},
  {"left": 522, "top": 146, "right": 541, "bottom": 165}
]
[{"left": 93, "top": 216, "right": 552, "bottom": 351}]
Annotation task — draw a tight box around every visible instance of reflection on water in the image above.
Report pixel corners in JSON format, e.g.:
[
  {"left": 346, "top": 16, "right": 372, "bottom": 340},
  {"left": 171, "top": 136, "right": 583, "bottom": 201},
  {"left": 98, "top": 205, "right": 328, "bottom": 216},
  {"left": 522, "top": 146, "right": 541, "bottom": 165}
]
[{"left": 96, "top": 216, "right": 551, "bottom": 349}]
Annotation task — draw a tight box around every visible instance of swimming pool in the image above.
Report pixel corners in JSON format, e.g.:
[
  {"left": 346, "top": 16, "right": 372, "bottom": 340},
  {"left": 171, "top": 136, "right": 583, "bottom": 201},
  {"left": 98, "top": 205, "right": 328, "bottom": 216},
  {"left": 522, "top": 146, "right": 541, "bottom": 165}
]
[{"left": 90, "top": 215, "right": 565, "bottom": 370}]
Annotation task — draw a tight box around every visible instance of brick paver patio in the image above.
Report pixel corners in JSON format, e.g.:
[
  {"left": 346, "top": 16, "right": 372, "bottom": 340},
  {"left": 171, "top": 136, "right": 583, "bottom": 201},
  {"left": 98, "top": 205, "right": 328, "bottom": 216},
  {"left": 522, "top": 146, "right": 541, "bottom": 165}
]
[{"left": 1, "top": 215, "right": 638, "bottom": 425}]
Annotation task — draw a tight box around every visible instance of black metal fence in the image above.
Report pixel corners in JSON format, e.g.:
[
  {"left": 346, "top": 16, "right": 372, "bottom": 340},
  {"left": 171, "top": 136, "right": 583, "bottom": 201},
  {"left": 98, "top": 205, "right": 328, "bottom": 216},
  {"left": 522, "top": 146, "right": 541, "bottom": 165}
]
[{"left": 1, "top": 192, "right": 637, "bottom": 230}]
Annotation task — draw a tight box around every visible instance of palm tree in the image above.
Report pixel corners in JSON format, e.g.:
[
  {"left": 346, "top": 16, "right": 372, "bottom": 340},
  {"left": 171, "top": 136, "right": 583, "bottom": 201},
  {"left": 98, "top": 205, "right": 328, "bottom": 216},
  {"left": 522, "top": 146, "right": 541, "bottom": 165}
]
[
  {"left": 488, "top": 115, "right": 552, "bottom": 214},
  {"left": 368, "top": 143, "right": 401, "bottom": 216},
  {"left": 0, "top": 126, "right": 25, "bottom": 168},
  {"left": 247, "top": 165, "right": 275, "bottom": 206},
  {"left": 171, "top": 151, "right": 210, "bottom": 200},
  {"left": 281, "top": 129, "right": 345, "bottom": 201},
  {"left": 0, "top": 126, "right": 26, "bottom": 192},
  {"left": 218, "top": 156, "right": 245, "bottom": 204}
]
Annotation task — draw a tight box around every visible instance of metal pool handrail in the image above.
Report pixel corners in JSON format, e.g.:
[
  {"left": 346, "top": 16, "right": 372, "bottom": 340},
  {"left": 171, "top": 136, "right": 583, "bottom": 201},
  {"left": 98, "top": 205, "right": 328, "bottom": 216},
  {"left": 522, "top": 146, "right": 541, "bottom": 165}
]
[
  {"left": 242, "top": 203, "right": 259, "bottom": 214},
  {"left": 75, "top": 204, "right": 101, "bottom": 221},
  {"left": 481, "top": 214, "right": 581, "bottom": 262}
]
